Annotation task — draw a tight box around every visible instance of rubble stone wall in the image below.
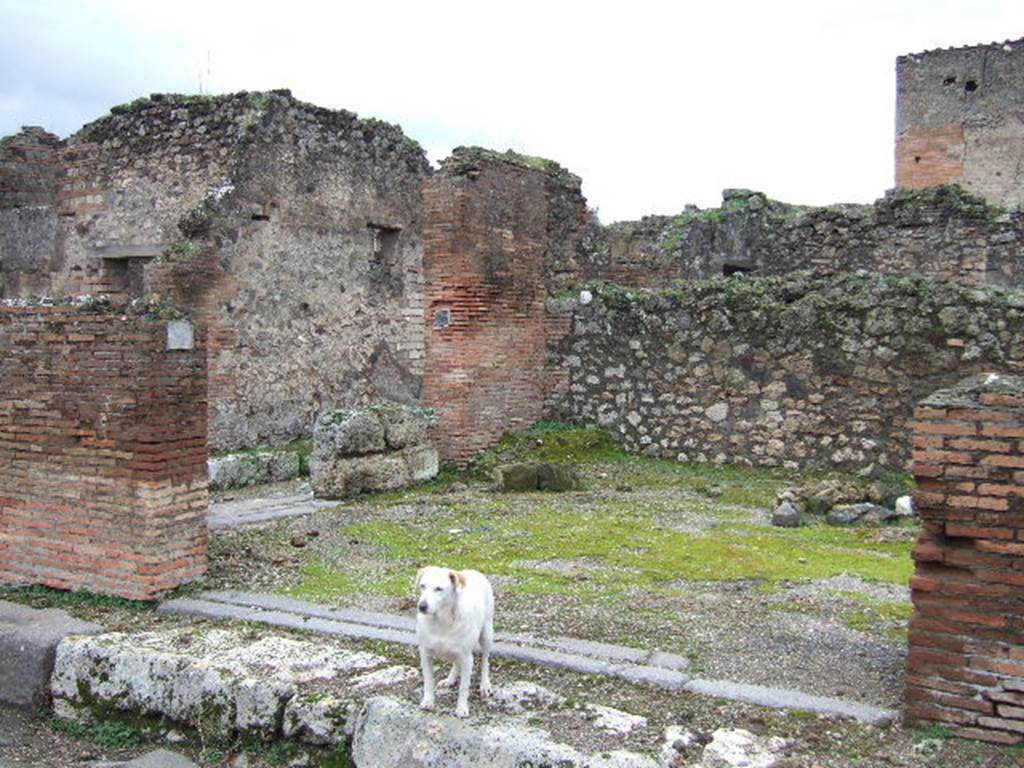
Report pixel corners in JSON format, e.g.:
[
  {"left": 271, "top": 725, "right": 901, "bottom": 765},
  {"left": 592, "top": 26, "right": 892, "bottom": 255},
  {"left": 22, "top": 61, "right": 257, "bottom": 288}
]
[
  {"left": 905, "top": 374, "right": 1024, "bottom": 744},
  {"left": 555, "top": 274, "right": 1024, "bottom": 470},
  {"left": 595, "top": 187, "right": 1024, "bottom": 290},
  {"left": 0, "top": 92, "right": 431, "bottom": 451},
  {"left": 0, "top": 301, "right": 207, "bottom": 600}
]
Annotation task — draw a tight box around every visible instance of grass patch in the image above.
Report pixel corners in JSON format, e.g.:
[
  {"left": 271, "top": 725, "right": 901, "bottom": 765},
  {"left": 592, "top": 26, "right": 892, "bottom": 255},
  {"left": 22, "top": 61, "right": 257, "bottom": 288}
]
[
  {"left": 468, "top": 423, "right": 795, "bottom": 508},
  {"left": 0, "top": 584, "right": 152, "bottom": 613},
  {"left": 286, "top": 497, "right": 914, "bottom": 602},
  {"left": 836, "top": 591, "right": 914, "bottom": 642},
  {"left": 51, "top": 717, "right": 140, "bottom": 749}
]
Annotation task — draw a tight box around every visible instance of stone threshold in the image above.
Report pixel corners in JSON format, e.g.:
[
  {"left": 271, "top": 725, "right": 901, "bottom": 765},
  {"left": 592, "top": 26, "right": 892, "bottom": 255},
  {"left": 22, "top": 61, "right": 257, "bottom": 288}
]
[{"left": 159, "top": 590, "right": 896, "bottom": 725}]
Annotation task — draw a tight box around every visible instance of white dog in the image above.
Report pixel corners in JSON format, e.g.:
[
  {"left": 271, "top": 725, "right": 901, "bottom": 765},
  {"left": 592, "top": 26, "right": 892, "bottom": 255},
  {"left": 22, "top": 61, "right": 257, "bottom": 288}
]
[{"left": 415, "top": 566, "right": 494, "bottom": 717}]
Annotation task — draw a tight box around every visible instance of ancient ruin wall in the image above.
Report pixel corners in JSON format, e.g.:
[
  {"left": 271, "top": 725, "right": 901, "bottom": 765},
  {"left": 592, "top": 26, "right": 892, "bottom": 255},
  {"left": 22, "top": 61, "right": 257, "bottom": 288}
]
[
  {"left": 0, "top": 128, "right": 62, "bottom": 297},
  {"left": 905, "top": 374, "right": 1024, "bottom": 744},
  {"left": 0, "top": 301, "right": 207, "bottom": 600},
  {"left": 896, "top": 38, "right": 1024, "bottom": 208},
  {"left": 555, "top": 274, "right": 1024, "bottom": 471},
  {"left": 0, "top": 92, "right": 431, "bottom": 451},
  {"left": 422, "top": 149, "right": 591, "bottom": 464},
  {"left": 593, "top": 187, "right": 1024, "bottom": 290}
]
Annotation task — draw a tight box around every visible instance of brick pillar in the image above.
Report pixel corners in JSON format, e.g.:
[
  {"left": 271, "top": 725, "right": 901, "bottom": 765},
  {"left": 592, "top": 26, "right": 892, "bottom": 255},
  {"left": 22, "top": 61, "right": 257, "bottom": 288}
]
[
  {"left": 0, "top": 303, "right": 208, "bottom": 600},
  {"left": 422, "top": 158, "right": 549, "bottom": 465},
  {"left": 906, "top": 373, "right": 1024, "bottom": 743}
]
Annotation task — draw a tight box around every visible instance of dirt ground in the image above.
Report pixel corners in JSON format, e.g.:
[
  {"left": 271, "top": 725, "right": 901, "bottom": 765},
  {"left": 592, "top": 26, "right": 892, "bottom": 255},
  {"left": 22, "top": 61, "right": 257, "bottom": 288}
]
[{"left": 3, "top": 434, "right": 1023, "bottom": 767}]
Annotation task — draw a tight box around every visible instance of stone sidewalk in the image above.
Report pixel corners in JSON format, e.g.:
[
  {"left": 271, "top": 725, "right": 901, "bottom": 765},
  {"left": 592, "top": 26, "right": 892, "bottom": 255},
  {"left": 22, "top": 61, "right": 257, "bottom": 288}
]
[{"left": 160, "top": 590, "right": 895, "bottom": 725}]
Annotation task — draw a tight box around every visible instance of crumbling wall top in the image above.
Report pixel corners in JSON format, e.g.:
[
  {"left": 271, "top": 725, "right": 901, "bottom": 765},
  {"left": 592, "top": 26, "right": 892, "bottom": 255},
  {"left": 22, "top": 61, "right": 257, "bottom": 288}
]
[
  {"left": 439, "top": 146, "right": 582, "bottom": 192},
  {"left": 66, "top": 89, "right": 429, "bottom": 175}
]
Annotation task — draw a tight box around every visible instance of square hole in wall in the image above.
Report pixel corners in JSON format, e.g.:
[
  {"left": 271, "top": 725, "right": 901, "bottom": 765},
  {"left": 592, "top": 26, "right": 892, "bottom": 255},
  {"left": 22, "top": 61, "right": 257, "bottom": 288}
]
[{"left": 434, "top": 308, "right": 451, "bottom": 328}]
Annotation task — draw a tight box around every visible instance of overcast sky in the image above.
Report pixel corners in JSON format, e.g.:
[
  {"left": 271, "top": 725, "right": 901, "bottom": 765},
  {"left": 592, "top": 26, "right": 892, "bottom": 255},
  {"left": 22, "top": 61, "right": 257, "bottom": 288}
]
[{"left": 1, "top": 1, "right": 1021, "bottom": 222}]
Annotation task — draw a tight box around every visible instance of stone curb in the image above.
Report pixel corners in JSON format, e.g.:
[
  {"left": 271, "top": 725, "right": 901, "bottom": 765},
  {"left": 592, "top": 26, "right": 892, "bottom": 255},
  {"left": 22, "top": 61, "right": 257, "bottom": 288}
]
[
  {"left": 197, "top": 590, "right": 691, "bottom": 670},
  {"left": 159, "top": 592, "right": 898, "bottom": 724}
]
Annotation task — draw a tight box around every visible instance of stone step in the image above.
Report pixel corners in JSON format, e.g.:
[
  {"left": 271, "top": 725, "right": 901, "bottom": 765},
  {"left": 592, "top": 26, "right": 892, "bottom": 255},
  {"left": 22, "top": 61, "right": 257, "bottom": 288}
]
[{"left": 158, "top": 591, "right": 896, "bottom": 724}]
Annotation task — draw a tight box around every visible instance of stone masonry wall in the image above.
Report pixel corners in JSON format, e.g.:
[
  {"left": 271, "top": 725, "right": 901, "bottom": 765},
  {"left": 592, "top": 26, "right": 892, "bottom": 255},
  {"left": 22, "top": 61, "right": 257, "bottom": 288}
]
[
  {"left": 897, "top": 38, "right": 1024, "bottom": 209},
  {"left": 0, "top": 91, "right": 431, "bottom": 451},
  {"left": 422, "top": 149, "right": 591, "bottom": 464},
  {"left": 0, "top": 128, "right": 63, "bottom": 297},
  {"left": 556, "top": 274, "right": 1024, "bottom": 471},
  {"left": 905, "top": 374, "right": 1024, "bottom": 744},
  {"left": 0, "top": 301, "right": 207, "bottom": 600},
  {"left": 595, "top": 187, "right": 1024, "bottom": 290}
]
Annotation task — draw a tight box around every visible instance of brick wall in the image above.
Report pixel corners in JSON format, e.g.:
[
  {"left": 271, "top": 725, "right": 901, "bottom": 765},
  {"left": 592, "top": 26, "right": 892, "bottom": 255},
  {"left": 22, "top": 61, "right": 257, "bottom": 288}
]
[
  {"left": 0, "top": 302, "right": 208, "bottom": 600},
  {"left": 895, "top": 124, "right": 966, "bottom": 190},
  {"left": 0, "top": 127, "right": 61, "bottom": 209},
  {"left": 905, "top": 373, "right": 1024, "bottom": 743},
  {"left": 422, "top": 157, "right": 549, "bottom": 465}
]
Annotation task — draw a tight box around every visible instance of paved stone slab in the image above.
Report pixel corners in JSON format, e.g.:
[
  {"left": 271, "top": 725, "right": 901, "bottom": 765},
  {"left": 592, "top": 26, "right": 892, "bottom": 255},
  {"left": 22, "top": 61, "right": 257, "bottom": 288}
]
[
  {"left": 160, "top": 593, "right": 898, "bottom": 723},
  {"left": 207, "top": 491, "right": 336, "bottom": 529},
  {"left": 89, "top": 749, "right": 198, "bottom": 768},
  {"left": 0, "top": 600, "right": 103, "bottom": 710},
  {"left": 160, "top": 597, "right": 691, "bottom": 690},
  {"left": 683, "top": 678, "right": 896, "bottom": 725},
  {"left": 197, "top": 591, "right": 689, "bottom": 671},
  {"left": 199, "top": 590, "right": 417, "bottom": 632}
]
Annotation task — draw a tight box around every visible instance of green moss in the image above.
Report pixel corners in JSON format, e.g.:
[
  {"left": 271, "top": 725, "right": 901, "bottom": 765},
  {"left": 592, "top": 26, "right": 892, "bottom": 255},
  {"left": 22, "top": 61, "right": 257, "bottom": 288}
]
[
  {"left": 470, "top": 423, "right": 619, "bottom": 479},
  {"left": 161, "top": 240, "right": 202, "bottom": 261},
  {"left": 0, "top": 584, "right": 152, "bottom": 613},
  {"left": 285, "top": 493, "right": 913, "bottom": 602},
  {"left": 91, "top": 720, "right": 140, "bottom": 748}
]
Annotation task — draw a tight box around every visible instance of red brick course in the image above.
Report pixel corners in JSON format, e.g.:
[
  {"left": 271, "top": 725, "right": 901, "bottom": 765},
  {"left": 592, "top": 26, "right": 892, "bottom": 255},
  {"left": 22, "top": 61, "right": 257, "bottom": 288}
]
[
  {"left": 905, "top": 373, "right": 1024, "bottom": 743},
  {"left": 422, "top": 158, "right": 577, "bottom": 465},
  {"left": 0, "top": 303, "right": 208, "bottom": 600}
]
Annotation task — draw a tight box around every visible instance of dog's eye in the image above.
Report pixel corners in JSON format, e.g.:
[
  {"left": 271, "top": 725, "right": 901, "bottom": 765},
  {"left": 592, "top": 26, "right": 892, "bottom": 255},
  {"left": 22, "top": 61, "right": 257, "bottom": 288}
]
[{"left": 434, "top": 586, "right": 443, "bottom": 592}]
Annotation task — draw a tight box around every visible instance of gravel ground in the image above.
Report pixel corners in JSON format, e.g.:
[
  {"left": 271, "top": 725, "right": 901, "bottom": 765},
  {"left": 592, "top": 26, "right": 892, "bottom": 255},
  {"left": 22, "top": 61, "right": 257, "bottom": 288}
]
[{"left": 3, "top": 470, "right": 1022, "bottom": 767}]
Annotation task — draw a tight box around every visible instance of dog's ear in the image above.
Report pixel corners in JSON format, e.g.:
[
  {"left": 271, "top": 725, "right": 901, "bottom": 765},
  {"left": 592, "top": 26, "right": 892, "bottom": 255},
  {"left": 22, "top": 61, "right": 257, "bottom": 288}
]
[{"left": 448, "top": 569, "right": 467, "bottom": 589}]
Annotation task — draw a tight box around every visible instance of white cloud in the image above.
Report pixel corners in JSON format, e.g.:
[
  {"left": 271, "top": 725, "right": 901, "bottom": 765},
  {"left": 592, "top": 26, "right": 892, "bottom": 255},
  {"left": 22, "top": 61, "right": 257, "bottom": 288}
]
[{"left": 1, "top": 0, "right": 1022, "bottom": 221}]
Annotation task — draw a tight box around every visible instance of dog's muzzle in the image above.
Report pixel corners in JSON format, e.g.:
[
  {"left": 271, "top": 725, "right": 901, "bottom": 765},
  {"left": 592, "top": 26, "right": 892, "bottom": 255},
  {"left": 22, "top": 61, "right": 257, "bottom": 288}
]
[{"left": 418, "top": 601, "right": 429, "bottom": 614}]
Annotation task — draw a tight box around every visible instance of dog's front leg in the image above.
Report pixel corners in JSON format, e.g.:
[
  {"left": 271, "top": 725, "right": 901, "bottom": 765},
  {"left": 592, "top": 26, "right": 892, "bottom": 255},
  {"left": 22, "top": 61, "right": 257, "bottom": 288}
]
[
  {"left": 419, "top": 646, "right": 436, "bottom": 711},
  {"left": 454, "top": 652, "right": 473, "bottom": 718}
]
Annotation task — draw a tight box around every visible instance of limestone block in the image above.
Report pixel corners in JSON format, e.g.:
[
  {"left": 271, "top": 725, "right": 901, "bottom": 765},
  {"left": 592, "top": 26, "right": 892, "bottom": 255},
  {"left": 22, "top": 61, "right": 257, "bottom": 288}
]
[
  {"left": 311, "top": 402, "right": 439, "bottom": 498},
  {"left": 51, "top": 628, "right": 385, "bottom": 741},
  {"left": 494, "top": 463, "right": 539, "bottom": 492},
  {"left": 378, "top": 403, "right": 435, "bottom": 450},
  {"left": 312, "top": 452, "right": 410, "bottom": 499},
  {"left": 350, "top": 695, "right": 658, "bottom": 768},
  {"left": 537, "top": 463, "right": 581, "bottom": 491},
  {"left": 313, "top": 409, "right": 387, "bottom": 458},
  {"left": 0, "top": 600, "right": 103, "bottom": 710},
  {"left": 403, "top": 444, "right": 440, "bottom": 483}
]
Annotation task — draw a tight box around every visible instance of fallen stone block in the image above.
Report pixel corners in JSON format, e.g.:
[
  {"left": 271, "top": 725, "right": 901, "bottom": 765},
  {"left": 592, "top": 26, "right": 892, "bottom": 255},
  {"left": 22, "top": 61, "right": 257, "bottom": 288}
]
[
  {"left": 494, "top": 462, "right": 580, "bottom": 492},
  {"left": 351, "top": 695, "right": 658, "bottom": 768},
  {"left": 208, "top": 450, "right": 301, "bottom": 491},
  {"left": 826, "top": 502, "right": 896, "bottom": 526},
  {"left": 771, "top": 501, "right": 801, "bottom": 527},
  {"left": 701, "top": 727, "right": 790, "bottom": 768},
  {"left": 537, "top": 462, "right": 581, "bottom": 491},
  {"left": 0, "top": 599, "right": 103, "bottom": 711},
  {"left": 52, "top": 628, "right": 385, "bottom": 742},
  {"left": 493, "top": 463, "right": 539, "bottom": 491},
  {"left": 311, "top": 402, "right": 439, "bottom": 499}
]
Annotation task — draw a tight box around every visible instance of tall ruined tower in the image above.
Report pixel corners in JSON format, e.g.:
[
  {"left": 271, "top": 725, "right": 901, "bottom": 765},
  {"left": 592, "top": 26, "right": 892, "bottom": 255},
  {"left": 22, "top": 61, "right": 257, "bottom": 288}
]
[{"left": 896, "top": 37, "right": 1024, "bottom": 208}]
